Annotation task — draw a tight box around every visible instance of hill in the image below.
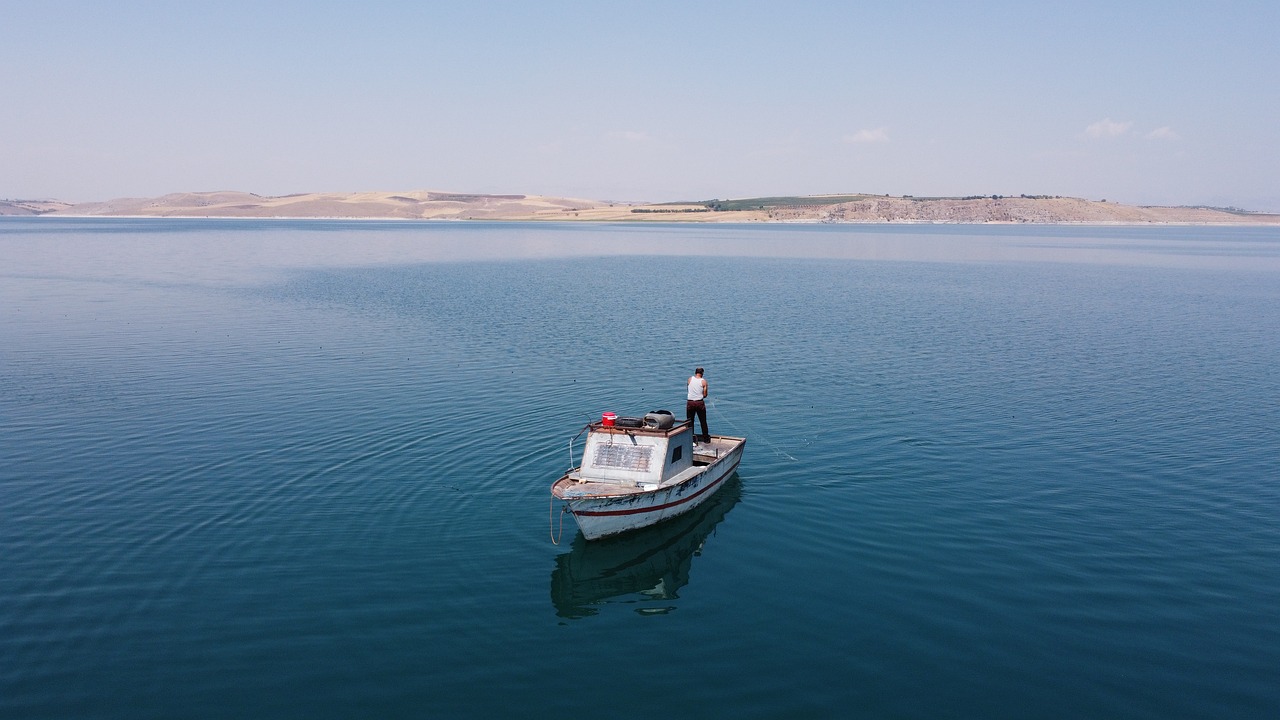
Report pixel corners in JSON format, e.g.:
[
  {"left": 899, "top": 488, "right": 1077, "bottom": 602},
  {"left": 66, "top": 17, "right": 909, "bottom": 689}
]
[
  {"left": 0, "top": 199, "right": 75, "bottom": 215},
  {"left": 5, "top": 190, "right": 1278, "bottom": 224},
  {"left": 49, "top": 190, "right": 603, "bottom": 220}
]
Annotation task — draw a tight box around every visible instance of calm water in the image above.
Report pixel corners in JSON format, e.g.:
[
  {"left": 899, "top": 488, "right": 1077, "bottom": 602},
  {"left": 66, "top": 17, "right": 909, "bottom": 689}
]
[{"left": 2, "top": 218, "right": 1278, "bottom": 719}]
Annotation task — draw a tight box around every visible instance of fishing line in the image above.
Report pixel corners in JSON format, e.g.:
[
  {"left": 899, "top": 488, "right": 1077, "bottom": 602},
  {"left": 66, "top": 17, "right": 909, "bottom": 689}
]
[{"left": 708, "top": 397, "right": 798, "bottom": 462}]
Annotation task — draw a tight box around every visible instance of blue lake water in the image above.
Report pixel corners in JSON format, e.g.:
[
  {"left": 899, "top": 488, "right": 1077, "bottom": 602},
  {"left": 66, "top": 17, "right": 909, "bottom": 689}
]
[{"left": 2, "top": 218, "right": 1278, "bottom": 718}]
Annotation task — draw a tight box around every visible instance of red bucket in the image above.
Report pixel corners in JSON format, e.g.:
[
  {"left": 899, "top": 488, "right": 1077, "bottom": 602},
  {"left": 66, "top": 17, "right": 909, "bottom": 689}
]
[{"left": 601, "top": 412, "right": 617, "bottom": 427}]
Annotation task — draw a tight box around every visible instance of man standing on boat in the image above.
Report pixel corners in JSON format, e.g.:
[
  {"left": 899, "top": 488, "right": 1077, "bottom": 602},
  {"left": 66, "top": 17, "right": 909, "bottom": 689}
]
[{"left": 686, "top": 367, "right": 710, "bottom": 443}]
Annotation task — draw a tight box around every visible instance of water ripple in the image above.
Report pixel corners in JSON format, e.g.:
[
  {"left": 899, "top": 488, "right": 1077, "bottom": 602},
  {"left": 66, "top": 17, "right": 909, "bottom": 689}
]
[{"left": 4, "top": 221, "right": 1279, "bottom": 719}]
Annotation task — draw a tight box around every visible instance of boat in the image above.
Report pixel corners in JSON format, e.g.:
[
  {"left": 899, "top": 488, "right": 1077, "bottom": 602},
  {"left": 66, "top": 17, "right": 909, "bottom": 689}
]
[
  {"left": 550, "top": 410, "right": 746, "bottom": 541},
  {"left": 551, "top": 475, "right": 743, "bottom": 618}
]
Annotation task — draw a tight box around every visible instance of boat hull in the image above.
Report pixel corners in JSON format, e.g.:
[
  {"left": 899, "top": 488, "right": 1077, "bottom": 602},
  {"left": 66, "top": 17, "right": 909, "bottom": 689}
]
[{"left": 553, "top": 437, "right": 744, "bottom": 540}]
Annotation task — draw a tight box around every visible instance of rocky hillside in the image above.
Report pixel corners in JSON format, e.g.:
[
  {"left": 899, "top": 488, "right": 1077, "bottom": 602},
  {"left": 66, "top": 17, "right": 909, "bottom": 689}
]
[{"left": 757, "top": 195, "right": 1277, "bottom": 224}]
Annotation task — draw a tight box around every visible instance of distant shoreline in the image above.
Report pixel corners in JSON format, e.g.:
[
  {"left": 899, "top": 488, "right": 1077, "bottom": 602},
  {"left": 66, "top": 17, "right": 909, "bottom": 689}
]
[
  {"left": 17, "top": 212, "right": 1280, "bottom": 226},
  {"left": 4, "top": 190, "right": 1279, "bottom": 225}
]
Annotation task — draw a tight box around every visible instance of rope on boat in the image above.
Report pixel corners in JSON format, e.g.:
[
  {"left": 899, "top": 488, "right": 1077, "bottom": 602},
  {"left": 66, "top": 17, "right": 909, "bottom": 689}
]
[
  {"left": 708, "top": 396, "right": 798, "bottom": 461},
  {"left": 549, "top": 498, "right": 568, "bottom": 545}
]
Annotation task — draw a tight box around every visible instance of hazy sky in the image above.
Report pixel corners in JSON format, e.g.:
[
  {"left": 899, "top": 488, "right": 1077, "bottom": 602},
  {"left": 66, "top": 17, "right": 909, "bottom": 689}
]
[{"left": 5, "top": 1, "right": 1278, "bottom": 209}]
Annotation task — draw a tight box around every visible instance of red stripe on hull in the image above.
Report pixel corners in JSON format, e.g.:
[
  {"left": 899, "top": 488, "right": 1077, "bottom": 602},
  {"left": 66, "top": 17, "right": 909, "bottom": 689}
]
[{"left": 571, "top": 458, "right": 740, "bottom": 517}]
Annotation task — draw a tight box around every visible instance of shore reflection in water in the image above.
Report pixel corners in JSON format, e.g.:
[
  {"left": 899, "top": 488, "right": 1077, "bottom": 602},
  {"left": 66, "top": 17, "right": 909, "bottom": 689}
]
[{"left": 550, "top": 476, "right": 743, "bottom": 619}]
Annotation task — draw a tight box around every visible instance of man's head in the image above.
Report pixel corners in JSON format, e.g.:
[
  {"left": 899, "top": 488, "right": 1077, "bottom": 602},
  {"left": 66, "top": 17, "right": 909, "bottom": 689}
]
[{"left": 695, "top": 367, "right": 704, "bottom": 376}]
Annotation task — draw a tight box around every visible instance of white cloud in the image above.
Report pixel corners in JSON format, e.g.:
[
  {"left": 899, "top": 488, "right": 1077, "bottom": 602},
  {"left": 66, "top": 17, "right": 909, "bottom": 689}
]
[
  {"left": 1145, "top": 126, "right": 1180, "bottom": 141},
  {"left": 843, "top": 127, "right": 890, "bottom": 144},
  {"left": 1085, "top": 118, "right": 1132, "bottom": 138},
  {"left": 606, "top": 130, "right": 651, "bottom": 143}
]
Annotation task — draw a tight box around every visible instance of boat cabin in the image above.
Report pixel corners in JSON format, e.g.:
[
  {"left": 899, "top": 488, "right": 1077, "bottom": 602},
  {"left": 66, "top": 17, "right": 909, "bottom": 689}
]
[{"left": 576, "top": 412, "right": 694, "bottom": 488}]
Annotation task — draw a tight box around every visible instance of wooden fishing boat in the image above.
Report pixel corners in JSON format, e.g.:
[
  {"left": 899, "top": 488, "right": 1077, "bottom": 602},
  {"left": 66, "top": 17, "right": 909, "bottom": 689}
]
[
  {"left": 551, "top": 475, "right": 743, "bottom": 618},
  {"left": 551, "top": 410, "right": 745, "bottom": 541}
]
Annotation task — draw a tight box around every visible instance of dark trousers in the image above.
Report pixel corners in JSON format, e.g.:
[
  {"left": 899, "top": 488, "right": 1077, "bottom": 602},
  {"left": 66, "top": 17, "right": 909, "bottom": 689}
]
[{"left": 686, "top": 399, "right": 709, "bottom": 441}]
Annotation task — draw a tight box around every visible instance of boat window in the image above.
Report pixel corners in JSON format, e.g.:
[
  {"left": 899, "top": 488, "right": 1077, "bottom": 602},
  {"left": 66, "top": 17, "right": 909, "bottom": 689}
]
[{"left": 671, "top": 445, "right": 682, "bottom": 463}]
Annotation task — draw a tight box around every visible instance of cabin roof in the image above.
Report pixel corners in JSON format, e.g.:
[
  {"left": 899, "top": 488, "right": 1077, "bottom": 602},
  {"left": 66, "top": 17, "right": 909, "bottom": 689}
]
[{"left": 589, "top": 420, "right": 692, "bottom": 438}]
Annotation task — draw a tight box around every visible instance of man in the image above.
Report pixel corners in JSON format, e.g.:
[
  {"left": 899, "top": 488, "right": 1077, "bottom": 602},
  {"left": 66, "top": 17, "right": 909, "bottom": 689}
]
[{"left": 686, "top": 367, "right": 710, "bottom": 443}]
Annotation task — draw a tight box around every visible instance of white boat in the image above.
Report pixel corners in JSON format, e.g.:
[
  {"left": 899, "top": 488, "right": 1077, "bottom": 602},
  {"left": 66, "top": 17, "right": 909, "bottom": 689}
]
[
  {"left": 551, "top": 475, "right": 743, "bottom": 618},
  {"left": 551, "top": 410, "right": 746, "bottom": 541}
]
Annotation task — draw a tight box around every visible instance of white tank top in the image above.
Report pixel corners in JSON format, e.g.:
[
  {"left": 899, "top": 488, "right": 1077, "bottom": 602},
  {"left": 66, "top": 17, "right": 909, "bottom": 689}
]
[{"left": 687, "top": 376, "right": 704, "bottom": 401}]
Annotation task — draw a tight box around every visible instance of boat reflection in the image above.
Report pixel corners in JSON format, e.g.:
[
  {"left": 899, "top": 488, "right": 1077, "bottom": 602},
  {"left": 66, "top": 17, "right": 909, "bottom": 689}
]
[{"left": 550, "top": 475, "right": 743, "bottom": 619}]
